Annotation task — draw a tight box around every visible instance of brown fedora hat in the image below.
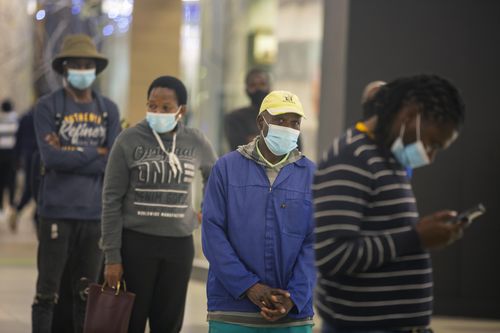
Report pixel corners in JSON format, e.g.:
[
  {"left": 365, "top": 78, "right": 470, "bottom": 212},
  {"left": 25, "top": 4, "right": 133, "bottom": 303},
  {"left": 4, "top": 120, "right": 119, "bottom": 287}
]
[{"left": 52, "top": 34, "right": 108, "bottom": 75}]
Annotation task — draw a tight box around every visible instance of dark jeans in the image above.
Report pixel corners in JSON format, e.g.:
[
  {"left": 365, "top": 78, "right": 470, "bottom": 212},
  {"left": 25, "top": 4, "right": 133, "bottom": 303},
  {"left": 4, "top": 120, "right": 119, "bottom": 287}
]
[
  {"left": 0, "top": 150, "right": 16, "bottom": 206},
  {"left": 321, "top": 321, "right": 433, "bottom": 333},
  {"left": 17, "top": 153, "right": 34, "bottom": 212},
  {"left": 32, "top": 218, "right": 102, "bottom": 333},
  {"left": 122, "top": 229, "right": 194, "bottom": 333}
]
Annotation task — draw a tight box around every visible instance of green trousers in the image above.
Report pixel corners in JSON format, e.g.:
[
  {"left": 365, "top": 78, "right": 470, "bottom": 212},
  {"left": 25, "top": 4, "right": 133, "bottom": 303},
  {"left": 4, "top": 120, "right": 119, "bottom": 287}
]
[{"left": 209, "top": 321, "right": 313, "bottom": 333}]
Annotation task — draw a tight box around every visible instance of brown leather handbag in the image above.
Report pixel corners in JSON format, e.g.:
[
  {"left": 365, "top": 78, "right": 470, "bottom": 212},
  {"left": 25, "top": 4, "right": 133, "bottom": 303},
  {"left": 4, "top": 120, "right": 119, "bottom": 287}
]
[{"left": 83, "top": 281, "right": 136, "bottom": 333}]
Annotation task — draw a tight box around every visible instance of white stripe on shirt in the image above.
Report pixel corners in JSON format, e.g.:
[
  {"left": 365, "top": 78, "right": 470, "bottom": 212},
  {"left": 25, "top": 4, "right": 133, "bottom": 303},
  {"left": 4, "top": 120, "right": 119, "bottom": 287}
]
[
  {"left": 316, "top": 243, "right": 349, "bottom": 267},
  {"left": 354, "top": 268, "right": 433, "bottom": 278},
  {"left": 313, "top": 180, "right": 372, "bottom": 193},
  {"left": 314, "top": 195, "right": 367, "bottom": 206},
  {"left": 328, "top": 243, "right": 354, "bottom": 276},
  {"left": 353, "top": 144, "right": 378, "bottom": 157},
  {"left": 319, "top": 278, "right": 433, "bottom": 292},
  {"left": 315, "top": 164, "right": 373, "bottom": 179},
  {"left": 133, "top": 202, "right": 188, "bottom": 208},
  {"left": 324, "top": 295, "right": 434, "bottom": 307},
  {"left": 315, "top": 210, "right": 364, "bottom": 219},
  {"left": 315, "top": 224, "right": 360, "bottom": 234}
]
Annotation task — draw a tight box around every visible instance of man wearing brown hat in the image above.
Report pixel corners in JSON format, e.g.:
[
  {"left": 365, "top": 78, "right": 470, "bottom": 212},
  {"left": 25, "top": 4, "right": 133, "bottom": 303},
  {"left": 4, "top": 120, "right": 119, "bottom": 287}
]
[{"left": 32, "top": 33, "right": 121, "bottom": 333}]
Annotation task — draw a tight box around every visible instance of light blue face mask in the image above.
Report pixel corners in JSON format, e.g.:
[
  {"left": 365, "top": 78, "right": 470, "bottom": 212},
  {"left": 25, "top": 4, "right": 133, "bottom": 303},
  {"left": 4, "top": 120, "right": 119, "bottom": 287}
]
[
  {"left": 262, "top": 117, "right": 300, "bottom": 156},
  {"left": 390, "top": 113, "right": 430, "bottom": 169},
  {"left": 146, "top": 107, "right": 182, "bottom": 134},
  {"left": 67, "top": 69, "right": 96, "bottom": 90}
]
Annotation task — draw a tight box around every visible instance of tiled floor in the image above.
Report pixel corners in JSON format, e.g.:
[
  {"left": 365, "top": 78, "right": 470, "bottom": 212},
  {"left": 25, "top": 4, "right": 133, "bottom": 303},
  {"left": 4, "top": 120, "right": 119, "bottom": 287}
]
[{"left": 1, "top": 207, "right": 500, "bottom": 333}]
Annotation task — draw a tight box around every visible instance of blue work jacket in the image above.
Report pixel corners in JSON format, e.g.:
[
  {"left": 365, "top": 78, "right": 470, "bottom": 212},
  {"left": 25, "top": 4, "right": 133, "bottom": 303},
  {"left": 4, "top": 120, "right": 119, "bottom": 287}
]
[{"left": 202, "top": 151, "right": 316, "bottom": 319}]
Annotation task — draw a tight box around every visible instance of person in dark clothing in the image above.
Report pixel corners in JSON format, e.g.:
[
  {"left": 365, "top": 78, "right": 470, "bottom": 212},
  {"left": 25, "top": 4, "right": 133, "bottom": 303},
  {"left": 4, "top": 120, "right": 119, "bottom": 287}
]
[
  {"left": 314, "top": 74, "right": 466, "bottom": 333},
  {"left": 12, "top": 108, "right": 37, "bottom": 227},
  {"left": 31, "top": 34, "right": 121, "bottom": 333},
  {"left": 0, "top": 99, "right": 19, "bottom": 231},
  {"left": 15, "top": 108, "right": 37, "bottom": 208},
  {"left": 224, "top": 68, "right": 271, "bottom": 151}
]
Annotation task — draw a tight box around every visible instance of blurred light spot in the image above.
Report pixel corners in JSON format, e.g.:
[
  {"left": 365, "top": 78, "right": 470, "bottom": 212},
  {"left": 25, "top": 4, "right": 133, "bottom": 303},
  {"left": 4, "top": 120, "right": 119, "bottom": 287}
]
[
  {"left": 103, "top": 24, "right": 115, "bottom": 36},
  {"left": 117, "top": 17, "right": 130, "bottom": 29},
  {"left": 118, "top": 25, "right": 129, "bottom": 33},
  {"left": 35, "top": 10, "right": 46, "bottom": 20}
]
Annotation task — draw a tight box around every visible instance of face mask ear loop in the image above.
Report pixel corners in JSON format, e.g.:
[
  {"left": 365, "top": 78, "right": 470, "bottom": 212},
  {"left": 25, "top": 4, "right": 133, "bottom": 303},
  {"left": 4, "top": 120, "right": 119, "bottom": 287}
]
[
  {"left": 174, "top": 105, "right": 183, "bottom": 122},
  {"left": 399, "top": 122, "right": 406, "bottom": 139},
  {"left": 416, "top": 113, "right": 422, "bottom": 142},
  {"left": 261, "top": 115, "right": 270, "bottom": 138}
]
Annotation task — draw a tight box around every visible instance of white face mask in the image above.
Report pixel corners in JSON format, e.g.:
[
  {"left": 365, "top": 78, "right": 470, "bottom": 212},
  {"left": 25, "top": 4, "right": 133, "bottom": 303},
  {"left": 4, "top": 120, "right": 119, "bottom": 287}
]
[
  {"left": 67, "top": 69, "right": 96, "bottom": 90},
  {"left": 390, "top": 113, "right": 430, "bottom": 169},
  {"left": 261, "top": 117, "right": 300, "bottom": 156},
  {"left": 146, "top": 106, "right": 182, "bottom": 134}
]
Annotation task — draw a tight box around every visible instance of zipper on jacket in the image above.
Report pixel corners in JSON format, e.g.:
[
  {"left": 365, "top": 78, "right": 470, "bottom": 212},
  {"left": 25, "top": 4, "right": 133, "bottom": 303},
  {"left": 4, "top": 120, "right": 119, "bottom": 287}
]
[{"left": 258, "top": 165, "right": 273, "bottom": 192}]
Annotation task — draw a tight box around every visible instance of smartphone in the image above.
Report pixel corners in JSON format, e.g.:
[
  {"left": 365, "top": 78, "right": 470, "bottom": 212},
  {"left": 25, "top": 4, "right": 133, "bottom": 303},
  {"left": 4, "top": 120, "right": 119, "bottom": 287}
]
[{"left": 453, "top": 203, "right": 486, "bottom": 227}]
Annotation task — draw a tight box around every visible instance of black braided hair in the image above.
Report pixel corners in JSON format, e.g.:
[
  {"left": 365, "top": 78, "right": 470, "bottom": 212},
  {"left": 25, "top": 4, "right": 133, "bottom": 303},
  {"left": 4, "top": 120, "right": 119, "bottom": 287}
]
[{"left": 365, "top": 74, "right": 465, "bottom": 148}]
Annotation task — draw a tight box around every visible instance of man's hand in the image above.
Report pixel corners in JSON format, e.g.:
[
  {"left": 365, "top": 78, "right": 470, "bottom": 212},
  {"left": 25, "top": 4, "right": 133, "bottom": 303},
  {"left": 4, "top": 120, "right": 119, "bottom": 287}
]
[
  {"left": 97, "top": 147, "right": 109, "bottom": 155},
  {"left": 246, "top": 283, "right": 274, "bottom": 308},
  {"left": 104, "top": 263, "right": 123, "bottom": 289},
  {"left": 260, "top": 290, "right": 294, "bottom": 322},
  {"left": 45, "top": 133, "right": 61, "bottom": 149},
  {"left": 416, "top": 210, "right": 465, "bottom": 249},
  {"left": 246, "top": 284, "right": 293, "bottom": 321}
]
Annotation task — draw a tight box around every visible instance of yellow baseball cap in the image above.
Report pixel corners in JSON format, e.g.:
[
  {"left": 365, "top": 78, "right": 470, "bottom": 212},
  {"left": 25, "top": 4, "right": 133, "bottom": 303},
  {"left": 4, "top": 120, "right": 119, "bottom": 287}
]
[{"left": 259, "top": 90, "right": 305, "bottom": 118}]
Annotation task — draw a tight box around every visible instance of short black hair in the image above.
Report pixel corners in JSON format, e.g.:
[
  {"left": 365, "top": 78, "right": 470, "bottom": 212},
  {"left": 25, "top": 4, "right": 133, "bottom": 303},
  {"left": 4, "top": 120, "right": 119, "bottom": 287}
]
[
  {"left": 245, "top": 68, "right": 270, "bottom": 86},
  {"left": 366, "top": 74, "right": 465, "bottom": 147},
  {"left": 147, "top": 76, "right": 187, "bottom": 105},
  {"left": 1, "top": 99, "right": 13, "bottom": 112}
]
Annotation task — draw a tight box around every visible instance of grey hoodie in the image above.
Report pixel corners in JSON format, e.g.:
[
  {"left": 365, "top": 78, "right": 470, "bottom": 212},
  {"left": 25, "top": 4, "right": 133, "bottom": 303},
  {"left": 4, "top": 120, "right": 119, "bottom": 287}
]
[{"left": 101, "top": 120, "right": 217, "bottom": 264}]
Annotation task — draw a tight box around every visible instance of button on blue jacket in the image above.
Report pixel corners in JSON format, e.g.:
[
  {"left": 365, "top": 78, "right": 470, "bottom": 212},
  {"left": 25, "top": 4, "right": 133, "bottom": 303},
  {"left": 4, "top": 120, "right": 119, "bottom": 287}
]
[{"left": 202, "top": 151, "right": 316, "bottom": 319}]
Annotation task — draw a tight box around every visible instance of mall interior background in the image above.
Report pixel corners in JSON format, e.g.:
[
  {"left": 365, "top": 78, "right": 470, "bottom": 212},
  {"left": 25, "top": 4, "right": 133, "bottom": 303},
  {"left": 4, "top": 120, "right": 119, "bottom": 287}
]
[{"left": 0, "top": 0, "right": 499, "bottom": 321}]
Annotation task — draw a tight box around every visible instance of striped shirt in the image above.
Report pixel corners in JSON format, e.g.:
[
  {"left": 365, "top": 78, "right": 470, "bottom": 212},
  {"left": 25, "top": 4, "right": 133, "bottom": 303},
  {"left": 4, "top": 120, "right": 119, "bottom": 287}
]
[{"left": 313, "top": 127, "right": 431, "bottom": 330}]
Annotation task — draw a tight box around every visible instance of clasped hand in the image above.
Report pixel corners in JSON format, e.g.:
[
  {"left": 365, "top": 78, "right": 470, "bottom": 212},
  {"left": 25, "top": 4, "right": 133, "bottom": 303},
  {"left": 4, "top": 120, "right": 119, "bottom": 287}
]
[{"left": 246, "top": 283, "right": 294, "bottom": 322}]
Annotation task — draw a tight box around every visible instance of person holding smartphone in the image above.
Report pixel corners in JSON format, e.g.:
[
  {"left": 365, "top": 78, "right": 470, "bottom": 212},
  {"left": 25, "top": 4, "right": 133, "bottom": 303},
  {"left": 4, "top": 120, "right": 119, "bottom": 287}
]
[{"left": 314, "top": 74, "right": 466, "bottom": 333}]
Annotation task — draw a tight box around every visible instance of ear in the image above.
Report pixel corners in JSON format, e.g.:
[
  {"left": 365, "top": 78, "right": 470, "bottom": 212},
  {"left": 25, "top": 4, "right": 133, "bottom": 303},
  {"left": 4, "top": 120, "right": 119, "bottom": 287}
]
[
  {"left": 62, "top": 64, "right": 69, "bottom": 77},
  {"left": 177, "top": 105, "right": 187, "bottom": 119},
  {"left": 256, "top": 114, "right": 264, "bottom": 131}
]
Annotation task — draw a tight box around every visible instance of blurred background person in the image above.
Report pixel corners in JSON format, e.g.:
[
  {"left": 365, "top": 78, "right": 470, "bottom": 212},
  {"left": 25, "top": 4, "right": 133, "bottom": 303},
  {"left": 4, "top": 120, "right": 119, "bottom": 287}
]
[
  {"left": 11, "top": 106, "right": 38, "bottom": 232},
  {"left": 0, "top": 98, "right": 19, "bottom": 232},
  {"left": 224, "top": 68, "right": 271, "bottom": 151}
]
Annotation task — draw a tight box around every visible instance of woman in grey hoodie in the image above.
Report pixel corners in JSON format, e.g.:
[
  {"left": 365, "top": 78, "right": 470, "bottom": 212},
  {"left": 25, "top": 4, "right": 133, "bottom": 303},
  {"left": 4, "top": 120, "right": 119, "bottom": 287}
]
[{"left": 101, "top": 76, "right": 217, "bottom": 333}]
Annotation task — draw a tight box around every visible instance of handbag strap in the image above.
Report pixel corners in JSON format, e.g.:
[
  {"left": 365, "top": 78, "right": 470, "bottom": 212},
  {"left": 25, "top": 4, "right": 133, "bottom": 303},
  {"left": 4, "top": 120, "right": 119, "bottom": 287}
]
[{"left": 101, "top": 280, "right": 127, "bottom": 296}]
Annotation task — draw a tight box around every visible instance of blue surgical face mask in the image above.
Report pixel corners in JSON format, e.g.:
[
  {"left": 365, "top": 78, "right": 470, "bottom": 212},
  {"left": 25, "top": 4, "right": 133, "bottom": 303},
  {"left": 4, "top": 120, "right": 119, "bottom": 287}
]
[
  {"left": 262, "top": 117, "right": 300, "bottom": 156},
  {"left": 146, "top": 107, "right": 182, "bottom": 134},
  {"left": 67, "top": 69, "right": 96, "bottom": 90},
  {"left": 390, "top": 113, "right": 430, "bottom": 169}
]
